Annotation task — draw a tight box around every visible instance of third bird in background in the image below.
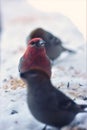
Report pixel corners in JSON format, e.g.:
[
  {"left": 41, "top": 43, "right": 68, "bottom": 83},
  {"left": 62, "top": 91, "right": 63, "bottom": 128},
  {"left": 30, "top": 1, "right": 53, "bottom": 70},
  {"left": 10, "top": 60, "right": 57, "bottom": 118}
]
[{"left": 27, "top": 28, "right": 75, "bottom": 61}]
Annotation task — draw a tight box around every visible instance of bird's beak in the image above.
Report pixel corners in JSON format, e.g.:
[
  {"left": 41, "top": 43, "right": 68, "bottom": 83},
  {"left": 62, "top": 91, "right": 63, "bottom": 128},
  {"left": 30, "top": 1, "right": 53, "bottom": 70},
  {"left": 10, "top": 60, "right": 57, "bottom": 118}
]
[{"left": 39, "top": 40, "right": 46, "bottom": 47}]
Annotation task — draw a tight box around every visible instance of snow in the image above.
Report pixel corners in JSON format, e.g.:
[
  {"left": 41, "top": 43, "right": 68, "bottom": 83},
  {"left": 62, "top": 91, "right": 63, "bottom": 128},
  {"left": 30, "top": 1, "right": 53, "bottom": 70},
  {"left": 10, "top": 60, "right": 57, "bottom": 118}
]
[{"left": 0, "top": 0, "right": 87, "bottom": 130}]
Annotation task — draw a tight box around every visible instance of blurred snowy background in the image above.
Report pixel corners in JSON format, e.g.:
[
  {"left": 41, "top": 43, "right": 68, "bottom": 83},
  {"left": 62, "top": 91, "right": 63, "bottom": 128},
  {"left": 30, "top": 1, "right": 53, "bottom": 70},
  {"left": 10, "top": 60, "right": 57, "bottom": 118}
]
[{"left": 0, "top": 0, "right": 87, "bottom": 130}]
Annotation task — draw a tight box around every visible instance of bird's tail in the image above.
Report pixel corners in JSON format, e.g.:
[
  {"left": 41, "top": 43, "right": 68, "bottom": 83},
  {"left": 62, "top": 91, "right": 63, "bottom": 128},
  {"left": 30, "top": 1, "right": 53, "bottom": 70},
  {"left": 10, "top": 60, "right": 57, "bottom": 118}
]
[
  {"left": 63, "top": 47, "right": 76, "bottom": 53},
  {"left": 78, "top": 104, "right": 87, "bottom": 113}
]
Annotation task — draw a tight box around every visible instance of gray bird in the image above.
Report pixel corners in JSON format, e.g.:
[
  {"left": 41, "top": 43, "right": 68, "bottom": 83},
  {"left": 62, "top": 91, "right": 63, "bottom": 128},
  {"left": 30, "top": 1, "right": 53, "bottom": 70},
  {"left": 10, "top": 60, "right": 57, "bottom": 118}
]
[
  {"left": 27, "top": 28, "right": 75, "bottom": 61},
  {"left": 19, "top": 38, "right": 87, "bottom": 130}
]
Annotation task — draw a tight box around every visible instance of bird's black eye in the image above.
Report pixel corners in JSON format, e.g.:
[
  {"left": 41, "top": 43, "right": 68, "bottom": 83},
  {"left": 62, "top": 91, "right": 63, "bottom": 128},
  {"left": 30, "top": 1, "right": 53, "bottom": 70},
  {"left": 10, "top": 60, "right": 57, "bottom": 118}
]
[{"left": 31, "top": 42, "right": 36, "bottom": 46}]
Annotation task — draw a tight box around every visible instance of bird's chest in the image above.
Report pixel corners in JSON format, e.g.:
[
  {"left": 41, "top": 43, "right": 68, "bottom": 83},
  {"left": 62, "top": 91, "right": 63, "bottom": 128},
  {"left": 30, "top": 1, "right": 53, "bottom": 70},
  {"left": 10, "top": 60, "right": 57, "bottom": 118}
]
[{"left": 27, "top": 88, "right": 48, "bottom": 119}]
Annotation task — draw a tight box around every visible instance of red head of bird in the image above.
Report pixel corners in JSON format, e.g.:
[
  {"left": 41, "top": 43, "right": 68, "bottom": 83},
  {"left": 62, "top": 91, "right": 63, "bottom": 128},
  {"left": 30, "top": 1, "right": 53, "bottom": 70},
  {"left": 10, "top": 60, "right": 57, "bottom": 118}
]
[{"left": 19, "top": 38, "right": 51, "bottom": 78}]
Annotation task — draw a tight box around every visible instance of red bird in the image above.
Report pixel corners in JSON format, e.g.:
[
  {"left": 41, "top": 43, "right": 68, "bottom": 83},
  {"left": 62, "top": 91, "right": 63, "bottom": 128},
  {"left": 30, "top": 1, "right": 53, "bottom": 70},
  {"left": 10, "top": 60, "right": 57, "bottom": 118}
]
[{"left": 19, "top": 38, "right": 87, "bottom": 130}]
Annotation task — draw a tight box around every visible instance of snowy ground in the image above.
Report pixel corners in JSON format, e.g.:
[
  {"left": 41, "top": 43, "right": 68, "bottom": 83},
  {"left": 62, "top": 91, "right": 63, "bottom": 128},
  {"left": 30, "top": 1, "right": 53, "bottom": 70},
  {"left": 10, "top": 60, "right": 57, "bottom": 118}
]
[{"left": 0, "top": 0, "right": 87, "bottom": 130}]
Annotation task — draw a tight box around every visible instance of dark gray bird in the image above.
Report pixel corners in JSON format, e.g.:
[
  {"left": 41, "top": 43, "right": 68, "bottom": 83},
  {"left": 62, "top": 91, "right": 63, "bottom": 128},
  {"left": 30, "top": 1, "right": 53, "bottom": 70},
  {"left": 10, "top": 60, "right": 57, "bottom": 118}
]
[
  {"left": 27, "top": 28, "right": 75, "bottom": 61},
  {"left": 19, "top": 38, "right": 87, "bottom": 130}
]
